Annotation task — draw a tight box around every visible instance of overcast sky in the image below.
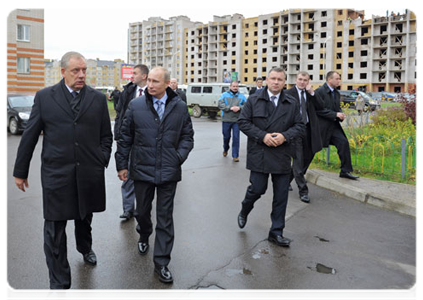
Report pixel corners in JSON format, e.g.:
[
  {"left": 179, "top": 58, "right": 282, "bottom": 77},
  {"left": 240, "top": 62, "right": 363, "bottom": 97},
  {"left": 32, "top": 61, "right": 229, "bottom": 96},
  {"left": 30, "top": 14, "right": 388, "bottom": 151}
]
[{"left": 30, "top": 0, "right": 411, "bottom": 62}]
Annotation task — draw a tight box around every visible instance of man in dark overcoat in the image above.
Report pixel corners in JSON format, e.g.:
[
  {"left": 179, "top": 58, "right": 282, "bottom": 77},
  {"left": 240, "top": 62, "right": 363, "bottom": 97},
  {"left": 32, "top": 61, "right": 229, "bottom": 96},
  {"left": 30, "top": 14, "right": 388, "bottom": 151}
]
[
  {"left": 315, "top": 71, "right": 359, "bottom": 180},
  {"left": 286, "top": 71, "right": 324, "bottom": 203},
  {"left": 115, "top": 67, "right": 194, "bottom": 284},
  {"left": 13, "top": 51, "right": 113, "bottom": 289},
  {"left": 237, "top": 67, "right": 304, "bottom": 247}
]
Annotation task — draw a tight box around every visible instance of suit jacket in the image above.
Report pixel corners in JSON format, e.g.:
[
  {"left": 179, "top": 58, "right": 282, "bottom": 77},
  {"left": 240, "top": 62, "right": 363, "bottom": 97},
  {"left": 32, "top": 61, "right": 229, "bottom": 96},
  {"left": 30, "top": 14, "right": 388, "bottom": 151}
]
[
  {"left": 285, "top": 86, "right": 323, "bottom": 154},
  {"left": 114, "top": 82, "right": 137, "bottom": 140},
  {"left": 13, "top": 79, "right": 113, "bottom": 221},
  {"left": 238, "top": 87, "right": 305, "bottom": 174},
  {"left": 315, "top": 82, "right": 346, "bottom": 147}
]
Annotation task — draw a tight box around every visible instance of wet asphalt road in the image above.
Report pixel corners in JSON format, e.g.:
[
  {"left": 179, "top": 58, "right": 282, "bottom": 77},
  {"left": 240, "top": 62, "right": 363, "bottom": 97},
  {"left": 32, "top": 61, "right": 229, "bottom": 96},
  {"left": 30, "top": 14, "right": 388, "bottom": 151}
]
[{"left": 7, "top": 117, "right": 416, "bottom": 291}]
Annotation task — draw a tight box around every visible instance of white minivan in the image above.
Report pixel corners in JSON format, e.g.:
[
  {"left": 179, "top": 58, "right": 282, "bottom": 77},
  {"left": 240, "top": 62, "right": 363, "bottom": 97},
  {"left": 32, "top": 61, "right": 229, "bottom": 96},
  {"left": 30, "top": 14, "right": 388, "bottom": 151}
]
[{"left": 186, "top": 83, "right": 249, "bottom": 118}]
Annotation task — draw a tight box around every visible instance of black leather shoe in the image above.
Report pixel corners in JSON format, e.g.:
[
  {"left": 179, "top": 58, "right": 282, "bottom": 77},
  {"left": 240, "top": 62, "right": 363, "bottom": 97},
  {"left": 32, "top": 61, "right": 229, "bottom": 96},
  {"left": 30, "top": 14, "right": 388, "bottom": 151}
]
[
  {"left": 83, "top": 249, "right": 97, "bottom": 265},
  {"left": 154, "top": 265, "right": 173, "bottom": 283},
  {"left": 46, "top": 289, "right": 66, "bottom": 300},
  {"left": 300, "top": 194, "right": 310, "bottom": 203},
  {"left": 268, "top": 234, "right": 291, "bottom": 247},
  {"left": 288, "top": 184, "right": 293, "bottom": 191},
  {"left": 120, "top": 211, "right": 133, "bottom": 220},
  {"left": 238, "top": 212, "right": 247, "bottom": 229},
  {"left": 339, "top": 172, "right": 359, "bottom": 180},
  {"left": 138, "top": 241, "right": 149, "bottom": 255}
]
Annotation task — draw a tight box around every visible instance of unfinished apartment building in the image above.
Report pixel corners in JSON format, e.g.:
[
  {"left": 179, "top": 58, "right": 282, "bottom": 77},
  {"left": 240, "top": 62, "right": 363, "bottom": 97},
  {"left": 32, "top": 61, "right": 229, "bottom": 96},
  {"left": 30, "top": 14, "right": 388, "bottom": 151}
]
[{"left": 128, "top": 16, "right": 196, "bottom": 84}]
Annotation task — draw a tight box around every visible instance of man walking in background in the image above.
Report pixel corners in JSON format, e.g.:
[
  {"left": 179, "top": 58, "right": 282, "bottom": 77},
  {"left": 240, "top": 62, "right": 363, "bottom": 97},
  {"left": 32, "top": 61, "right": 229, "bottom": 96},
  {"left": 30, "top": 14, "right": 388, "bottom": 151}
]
[
  {"left": 114, "top": 64, "right": 149, "bottom": 220},
  {"left": 315, "top": 71, "right": 359, "bottom": 180},
  {"left": 286, "top": 71, "right": 324, "bottom": 203},
  {"left": 218, "top": 81, "right": 247, "bottom": 162}
]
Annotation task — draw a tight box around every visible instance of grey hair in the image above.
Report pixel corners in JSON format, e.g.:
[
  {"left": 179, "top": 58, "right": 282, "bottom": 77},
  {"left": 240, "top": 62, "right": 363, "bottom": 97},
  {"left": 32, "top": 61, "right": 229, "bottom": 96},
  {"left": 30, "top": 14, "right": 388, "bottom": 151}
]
[
  {"left": 151, "top": 66, "right": 170, "bottom": 82},
  {"left": 60, "top": 51, "right": 86, "bottom": 69}
]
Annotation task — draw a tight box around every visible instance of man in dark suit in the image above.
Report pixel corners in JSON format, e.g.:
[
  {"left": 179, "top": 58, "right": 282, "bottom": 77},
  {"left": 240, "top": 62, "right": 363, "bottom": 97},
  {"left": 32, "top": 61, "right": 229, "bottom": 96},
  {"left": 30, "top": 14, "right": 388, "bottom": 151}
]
[
  {"left": 237, "top": 68, "right": 304, "bottom": 247},
  {"left": 116, "top": 67, "right": 194, "bottom": 284},
  {"left": 13, "top": 51, "right": 113, "bottom": 289},
  {"left": 114, "top": 64, "right": 149, "bottom": 221},
  {"left": 249, "top": 77, "right": 263, "bottom": 95},
  {"left": 286, "top": 71, "right": 324, "bottom": 203},
  {"left": 169, "top": 78, "right": 187, "bottom": 103},
  {"left": 315, "top": 71, "right": 359, "bottom": 180}
]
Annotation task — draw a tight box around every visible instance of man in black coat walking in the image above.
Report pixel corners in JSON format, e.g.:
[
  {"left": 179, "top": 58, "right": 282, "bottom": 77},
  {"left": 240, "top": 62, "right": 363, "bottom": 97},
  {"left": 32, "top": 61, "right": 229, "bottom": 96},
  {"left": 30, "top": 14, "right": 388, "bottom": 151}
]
[
  {"left": 115, "top": 67, "right": 194, "bottom": 284},
  {"left": 237, "top": 67, "right": 304, "bottom": 247},
  {"left": 13, "top": 51, "right": 113, "bottom": 289},
  {"left": 315, "top": 71, "right": 359, "bottom": 180},
  {"left": 286, "top": 71, "right": 324, "bottom": 203}
]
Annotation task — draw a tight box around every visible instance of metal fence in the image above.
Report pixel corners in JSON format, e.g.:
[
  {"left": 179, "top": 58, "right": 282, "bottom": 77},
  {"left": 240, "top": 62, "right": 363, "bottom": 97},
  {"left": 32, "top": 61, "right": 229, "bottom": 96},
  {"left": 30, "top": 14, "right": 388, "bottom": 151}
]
[{"left": 314, "top": 135, "right": 416, "bottom": 181}]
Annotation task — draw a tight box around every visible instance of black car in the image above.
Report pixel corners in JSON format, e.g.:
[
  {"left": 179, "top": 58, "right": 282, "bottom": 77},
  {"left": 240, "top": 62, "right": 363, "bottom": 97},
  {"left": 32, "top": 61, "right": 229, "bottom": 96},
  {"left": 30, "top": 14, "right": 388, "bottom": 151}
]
[
  {"left": 338, "top": 90, "right": 381, "bottom": 111},
  {"left": 7, "top": 94, "right": 35, "bottom": 135}
]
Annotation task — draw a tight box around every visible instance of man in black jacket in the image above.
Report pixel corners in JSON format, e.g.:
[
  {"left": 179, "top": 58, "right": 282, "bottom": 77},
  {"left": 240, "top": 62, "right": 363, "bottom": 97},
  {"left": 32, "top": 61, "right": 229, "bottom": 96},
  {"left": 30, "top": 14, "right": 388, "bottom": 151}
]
[
  {"left": 286, "top": 71, "right": 324, "bottom": 203},
  {"left": 114, "top": 64, "right": 149, "bottom": 220},
  {"left": 237, "top": 67, "right": 304, "bottom": 247},
  {"left": 315, "top": 71, "right": 359, "bottom": 180},
  {"left": 115, "top": 67, "right": 194, "bottom": 284},
  {"left": 13, "top": 51, "right": 112, "bottom": 289},
  {"left": 249, "top": 77, "right": 263, "bottom": 95}
]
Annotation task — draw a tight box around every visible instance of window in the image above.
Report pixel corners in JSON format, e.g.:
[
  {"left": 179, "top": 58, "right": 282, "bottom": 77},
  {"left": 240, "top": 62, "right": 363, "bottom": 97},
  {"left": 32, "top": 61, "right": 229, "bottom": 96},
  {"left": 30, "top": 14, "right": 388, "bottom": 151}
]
[
  {"left": 263, "top": 29, "right": 267, "bottom": 35},
  {"left": 308, "top": 44, "right": 314, "bottom": 50},
  {"left": 263, "top": 20, "right": 268, "bottom": 25},
  {"left": 308, "top": 65, "right": 313, "bottom": 70},
  {"left": 361, "top": 39, "right": 368, "bottom": 45},
  {"left": 336, "top": 64, "right": 341, "bottom": 69},
  {"left": 321, "top": 11, "right": 327, "bottom": 17},
  {"left": 203, "top": 87, "right": 213, "bottom": 93},
  {"left": 17, "top": 57, "right": 30, "bottom": 73},
  {"left": 308, "top": 54, "right": 314, "bottom": 59},
  {"left": 232, "top": 24, "right": 236, "bottom": 30},
  {"left": 349, "top": 52, "right": 354, "bottom": 58},
  {"left": 191, "top": 86, "right": 201, "bottom": 93},
  {"left": 360, "top": 73, "right": 367, "bottom": 79},
  {"left": 348, "top": 63, "right": 353, "bottom": 68},
  {"left": 337, "top": 31, "right": 342, "bottom": 37},
  {"left": 348, "top": 74, "right": 353, "bottom": 79},
  {"left": 360, "top": 62, "right": 367, "bottom": 68},
  {"left": 361, "top": 50, "right": 368, "bottom": 56},
  {"left": 321, "top": 21, "right": 327, "bottom": 27},
  {"left": 337, "top": 42, "right": 342, "bottom": 48},
  {"left": 17, "top": 24, "right": 30, "bottom": 41},
  {"left": 321, "top": 32, "right": 327, "bottom": 38},
  {"left": 349, "top": 40, "right": 354, "bottom": 46},
  {"left": 349, "top": 29, "right": 354, "bottom": 35}
]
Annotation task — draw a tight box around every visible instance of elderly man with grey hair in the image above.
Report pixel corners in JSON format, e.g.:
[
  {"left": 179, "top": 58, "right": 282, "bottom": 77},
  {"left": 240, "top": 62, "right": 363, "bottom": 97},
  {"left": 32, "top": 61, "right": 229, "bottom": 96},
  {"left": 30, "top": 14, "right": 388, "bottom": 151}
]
[{"left": 13, "top": 51, "right": 113, "bottom": 289}]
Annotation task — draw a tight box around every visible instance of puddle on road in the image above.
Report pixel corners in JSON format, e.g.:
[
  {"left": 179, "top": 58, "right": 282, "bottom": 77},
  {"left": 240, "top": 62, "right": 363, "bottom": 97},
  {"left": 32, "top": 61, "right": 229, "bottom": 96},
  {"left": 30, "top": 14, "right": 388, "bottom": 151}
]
[
  {"left": 252, "top": 248, "right": 269, "bottom": 259},
  {"left": 188, "top": 285, "right": 225, "bottom": 300},
  {"left": 314, "top": 236, "right": 330, "bottom": 242},
  {"left": 316, "top": 263, "right": 336, "bottom": 274},
  {"left": 226, "top": 268, "right": 253, "bottom": 277}
]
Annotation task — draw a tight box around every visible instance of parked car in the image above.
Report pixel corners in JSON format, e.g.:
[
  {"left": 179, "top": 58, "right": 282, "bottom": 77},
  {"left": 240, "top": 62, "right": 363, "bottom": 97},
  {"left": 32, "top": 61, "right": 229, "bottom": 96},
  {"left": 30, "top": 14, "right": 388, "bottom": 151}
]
[
  {"left": 186, "top": 83, "right": 249, "bottom": 118},
  {"left": 381, "top": 92, "right": 396, "bottom": 101},
  {"left": 338, "top": 90, "right": 381, "bottom": 112},
  {"left": 7, "top": 94, "right": 35, "bottom": 135}
]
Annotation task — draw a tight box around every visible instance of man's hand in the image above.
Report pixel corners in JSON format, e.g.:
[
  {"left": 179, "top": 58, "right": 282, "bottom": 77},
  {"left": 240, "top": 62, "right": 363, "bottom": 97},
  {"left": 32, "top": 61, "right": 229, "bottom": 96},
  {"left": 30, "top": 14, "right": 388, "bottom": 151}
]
[
  {"left": 263, "top": 133, "right": 285, "bottom": 147},
  {"left": 14, "top": 177, "right": 29, "bottom": 192},
  {"left": 230, "top": 106, "right": 240, "bottom": 112},
  {"left": 271, "top": 133, "right": 286, "bottom": 146},
  {"left": 336, "top": 112, "right": 346, "bottom": 121},
  {"left": 306, "top": 83, "right": 314, "bottom": 95},
  {"left": 118, "top": 169, "right": 128, "bottom": 181}
]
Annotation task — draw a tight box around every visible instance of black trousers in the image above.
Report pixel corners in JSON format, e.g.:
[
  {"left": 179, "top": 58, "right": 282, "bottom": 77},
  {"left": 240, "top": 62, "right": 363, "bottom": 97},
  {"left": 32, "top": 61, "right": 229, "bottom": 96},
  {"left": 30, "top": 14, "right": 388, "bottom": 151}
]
[
  {"left": 290, "top": 124, "right": 315, "bottom": 196},
  {"left": 241, "top": 171, "right": 290, "bottom": 236},
  {"left": 43, "top": 213, "right": 93, "bottom": 289},
  {"left": 134, "top": 181, "right": 177, "bottom": 267},
  {"left": 329, "top": 125, "right": 353, "bottom": 173}
]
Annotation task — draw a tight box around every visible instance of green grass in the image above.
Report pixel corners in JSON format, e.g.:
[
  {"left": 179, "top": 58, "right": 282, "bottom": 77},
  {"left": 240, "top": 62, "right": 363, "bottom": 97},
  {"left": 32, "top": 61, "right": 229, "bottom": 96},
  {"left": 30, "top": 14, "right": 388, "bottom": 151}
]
[
  {"left": 107, "top": 100, "right": 117, "bottom": 120},
  {"left": 380, "top": 102, "right": 401, "bottom": 109}
]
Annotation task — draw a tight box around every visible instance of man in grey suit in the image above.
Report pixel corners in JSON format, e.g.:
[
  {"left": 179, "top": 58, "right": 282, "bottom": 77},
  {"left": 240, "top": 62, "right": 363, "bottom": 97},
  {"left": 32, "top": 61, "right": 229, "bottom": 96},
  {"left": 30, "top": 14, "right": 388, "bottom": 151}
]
[{"left": 13, "top": 51, "right": 113, "bottom": 289}]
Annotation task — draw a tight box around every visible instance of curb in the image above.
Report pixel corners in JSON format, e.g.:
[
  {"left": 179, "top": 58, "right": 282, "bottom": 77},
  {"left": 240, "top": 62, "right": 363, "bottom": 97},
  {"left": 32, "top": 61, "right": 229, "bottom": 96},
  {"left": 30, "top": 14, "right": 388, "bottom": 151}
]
[{"left": 305, "top": 170, "right": 416, "bottom": 217}]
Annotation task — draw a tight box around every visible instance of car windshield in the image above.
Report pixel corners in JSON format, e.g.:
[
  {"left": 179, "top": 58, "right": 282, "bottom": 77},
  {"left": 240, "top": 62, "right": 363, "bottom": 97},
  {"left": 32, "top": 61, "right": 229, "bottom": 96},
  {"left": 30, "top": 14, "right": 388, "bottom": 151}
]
[{"left": 9, "top": 95, "right": 34, "bottom": 108}]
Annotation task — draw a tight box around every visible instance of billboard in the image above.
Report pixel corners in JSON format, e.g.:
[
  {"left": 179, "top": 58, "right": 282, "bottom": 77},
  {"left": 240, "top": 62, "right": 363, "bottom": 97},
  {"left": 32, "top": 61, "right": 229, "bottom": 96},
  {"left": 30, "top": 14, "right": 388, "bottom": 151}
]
[
  {"left": 121, "top": 64, "right": 134, "bottom": 80},
  {"left": 223, "top": 71, "right": 238, "bottom": 83}
]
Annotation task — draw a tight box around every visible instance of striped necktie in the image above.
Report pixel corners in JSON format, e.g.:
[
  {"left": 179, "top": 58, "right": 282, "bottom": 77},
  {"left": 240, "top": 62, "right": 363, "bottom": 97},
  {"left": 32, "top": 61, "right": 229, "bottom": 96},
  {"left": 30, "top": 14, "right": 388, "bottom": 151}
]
[{"left": 155, "top": 100, "right": 164, "bottom": 120}]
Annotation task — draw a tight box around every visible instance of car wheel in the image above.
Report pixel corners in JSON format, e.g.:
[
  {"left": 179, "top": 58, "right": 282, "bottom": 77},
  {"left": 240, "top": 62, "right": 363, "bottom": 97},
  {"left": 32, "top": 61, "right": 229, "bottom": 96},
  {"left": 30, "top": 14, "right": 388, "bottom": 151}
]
[
  {"left": 192, "top": 105, "right": 202, "bottom": 118},
  {"left": 9, "top": 118, "right": 19, "bottom": 135}
]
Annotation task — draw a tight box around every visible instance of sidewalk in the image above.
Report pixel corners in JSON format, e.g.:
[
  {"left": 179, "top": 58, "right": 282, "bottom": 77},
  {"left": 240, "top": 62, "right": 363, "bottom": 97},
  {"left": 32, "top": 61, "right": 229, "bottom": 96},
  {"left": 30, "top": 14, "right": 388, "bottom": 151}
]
[{"left": 306, "top": 169, "right": 416, "bottom": 217}]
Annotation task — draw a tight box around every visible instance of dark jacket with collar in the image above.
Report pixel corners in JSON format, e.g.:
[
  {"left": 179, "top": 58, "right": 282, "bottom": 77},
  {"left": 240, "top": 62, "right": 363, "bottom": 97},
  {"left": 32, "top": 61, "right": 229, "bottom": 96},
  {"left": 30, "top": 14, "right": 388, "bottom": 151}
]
[
  {"left": 114, "top": 81, "right": 137, "bottom": 140},
  {"left": 315, "top": 82, "right": 346, "bottom": 147},
  {"left": 285, "top": 86, "right": 324, "bottom": 154},
  {"left": 13, "top": 80, "right": 113, "bottom": 221},
  {"left": 237, "top": 87, "right": 305, "bottom": 174},
  {"left": 115, "top": 87, "right": 194, "bottom": 184}
]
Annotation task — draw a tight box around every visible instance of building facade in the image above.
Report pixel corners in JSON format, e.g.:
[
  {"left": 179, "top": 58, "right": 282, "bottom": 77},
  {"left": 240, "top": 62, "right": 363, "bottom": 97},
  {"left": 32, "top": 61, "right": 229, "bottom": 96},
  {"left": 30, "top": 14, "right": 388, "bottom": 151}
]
[
  {"left": 128, "top": 9, "right": 416, "bottom": 93},
  {"left": 7, "top": 9, "right": 44, "bottom": 94}
]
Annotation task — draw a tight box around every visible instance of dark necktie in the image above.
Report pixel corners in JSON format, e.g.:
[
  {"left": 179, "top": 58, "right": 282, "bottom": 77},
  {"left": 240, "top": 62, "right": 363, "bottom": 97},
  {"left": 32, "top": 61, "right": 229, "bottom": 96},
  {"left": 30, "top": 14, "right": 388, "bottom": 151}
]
[
  {"left": 300, "top": 90, "right": 308, "bottom": 124},
  {"left": 270, "top": 95, "right": 277, "bottom": 107},
  {"left": 71, "top": 91, "right": 78, "bottom": 98},
  {"left": 139, "top": 88, "right": 143, "bottom": 97}
]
